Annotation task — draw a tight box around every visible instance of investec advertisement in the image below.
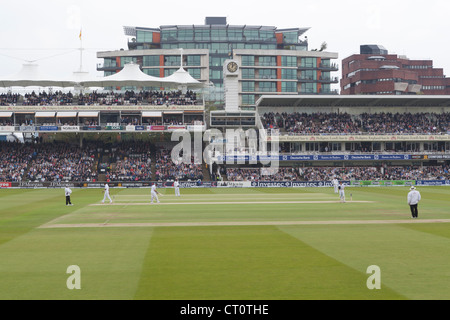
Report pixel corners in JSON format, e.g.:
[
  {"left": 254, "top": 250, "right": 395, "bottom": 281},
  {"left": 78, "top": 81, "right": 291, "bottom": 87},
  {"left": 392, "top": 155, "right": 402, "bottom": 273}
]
[{"left": 2, "top": 180, "right": 449, "bottom": 188}]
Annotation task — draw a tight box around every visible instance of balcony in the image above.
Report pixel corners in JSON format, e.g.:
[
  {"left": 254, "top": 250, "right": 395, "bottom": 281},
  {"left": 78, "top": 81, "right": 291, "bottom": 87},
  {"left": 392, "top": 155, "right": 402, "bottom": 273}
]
[
  {"left": 298, "top": 76, "right": 316, "bottom": 83},
  {"left": 318, "top": 63, "right": 339, "bottom": 71},
  {"left": 318, "top": 76, "right": 339, "bottom": 84}
]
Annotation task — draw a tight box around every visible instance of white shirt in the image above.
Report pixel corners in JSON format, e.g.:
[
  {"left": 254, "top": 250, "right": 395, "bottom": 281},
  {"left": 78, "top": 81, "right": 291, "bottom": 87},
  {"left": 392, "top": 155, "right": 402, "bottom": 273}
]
[
  {"left": 65, "top": 187, "right": 72, "bottom": 196},
  {"left": 333, "top": 179, "right": 338, "bottom": 186},
  {"left": 104, "top": 184, "right": 109, "bottom": 193},
  {"left": 151, "top": 185, "right": 157, "bottom": 193},
  {"left": 407, "top": 190, "right": 421, "bottom": 205},
  {"left": 339, "top": 184, "right": 345, "bottom": 191},
  {"left": 174, "top": 181, "right": 179, "bottom": 188}
]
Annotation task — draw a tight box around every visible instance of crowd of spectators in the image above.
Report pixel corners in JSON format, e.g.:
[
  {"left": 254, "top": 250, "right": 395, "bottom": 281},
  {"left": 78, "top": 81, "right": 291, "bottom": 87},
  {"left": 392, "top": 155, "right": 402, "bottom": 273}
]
[
  {"left": 0, "top": 89, "right": 200, "bottom": 107},
  {"left": 1, "top": 139, "right": 449, "bottom": 184},
  {"left": 0, "top": 142, "right": 33, "bottom": 181},
  {"left": 0, "top": 93, "right": 20, "bottom": 106},
  {"left": 22, "top": 91, "right": 74, "bottom": 106},
  {"left": 105, "top": 142, "right": 152, "bottom": 181},
  {"left": 226, "top": 167, "right": 301, "bottom": 181},
  {"left": 25, "top": 142, "right": 98, "bottom": 182},
  {"left": 154, "top": 147, "right": 203, "bottom": 181},
  {"left": 261, "top": 112, "right": 450, "bottom": 135},
  {"left": 226, "top": 165, "right": 450, "bottom": 181},
  {"left": 77, "top": 90, "right": 199, "bottom": 106}
]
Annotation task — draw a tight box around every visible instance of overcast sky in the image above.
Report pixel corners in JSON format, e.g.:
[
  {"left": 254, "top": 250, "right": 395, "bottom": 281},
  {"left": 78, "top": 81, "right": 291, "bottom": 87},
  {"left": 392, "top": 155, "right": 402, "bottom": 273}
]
[{"left": 1, "top": 0, "right": 450, "bottom": 89}]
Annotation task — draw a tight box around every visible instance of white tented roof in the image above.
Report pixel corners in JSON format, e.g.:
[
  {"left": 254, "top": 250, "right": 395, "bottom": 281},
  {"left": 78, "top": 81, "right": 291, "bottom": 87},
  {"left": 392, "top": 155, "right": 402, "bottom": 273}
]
[
  {"left": 162, "top": 67, "right": 204, "bottom": 88},
  {"left": 80, "top": 62, "right": 168, "bottom": 88},
  {"left": 0, "top": 63, "right": 75, "bottom": 88},
  {"left": 0, "top": 112, "right": 13, "bottom": 117}
]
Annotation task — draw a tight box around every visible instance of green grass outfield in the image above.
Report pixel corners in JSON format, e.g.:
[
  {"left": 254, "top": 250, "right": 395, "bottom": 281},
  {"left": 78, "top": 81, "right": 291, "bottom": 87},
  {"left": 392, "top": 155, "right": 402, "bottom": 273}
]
[{"left": 0, "top": 185, "right": 449, "bottom": 300}]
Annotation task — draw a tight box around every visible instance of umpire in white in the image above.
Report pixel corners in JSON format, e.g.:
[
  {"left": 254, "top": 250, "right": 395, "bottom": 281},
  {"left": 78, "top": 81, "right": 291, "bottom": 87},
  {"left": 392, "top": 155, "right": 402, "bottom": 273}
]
[
  {"left": 407, "top": 186, "right": 421, "bottom": 218},
  {"left": 65, "top": 186, "right": 73, "bottom": 206},
  {"left": 174, "top": 179, "right": 181, "bottom": 197}
]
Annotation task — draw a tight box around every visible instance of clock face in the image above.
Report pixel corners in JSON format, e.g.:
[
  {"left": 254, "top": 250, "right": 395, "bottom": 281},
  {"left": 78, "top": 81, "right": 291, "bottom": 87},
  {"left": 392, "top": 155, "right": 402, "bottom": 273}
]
[{"left": 227, "top": 61, "right": 238, "bottom": 73}]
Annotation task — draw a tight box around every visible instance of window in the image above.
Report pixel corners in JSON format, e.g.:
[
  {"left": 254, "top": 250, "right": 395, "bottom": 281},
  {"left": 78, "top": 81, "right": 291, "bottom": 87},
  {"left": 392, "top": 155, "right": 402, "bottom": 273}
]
[
  {"left": 242, "top": 69, "right": 255, "bottom": 79},
  {"left": 259, "top": 82, "right": 277, "bottom": 92},
  {"left": 143, "top": 56, "right": 160, "bottom": 67},
  {"left": 243, "top": 29, "right": 259, "bottom": 41},
  {"left": 228, "top": 28, "right": 243, "bottom": 41},
  {"left": 103, "top": 58, "right": 117, "bottom": 68},
  {"left": 187, "top": 55, "right": 201, "bottom": 66},
  {"left": 242, "top": 56, "right": 255, "bottom": 66},
  {"left": 301, "top": 57, "right": 317, "bottom": 68},
  {"left": 301, "top": 83, "right": 317, "bottom": 93},
  {"left": 161, "top": 29, "right": 177, "bottom": 41},
  {"left": 195, "top": 28, "right": 210, "bottom": 41},
  {"left": 143, "top": 68, "right": 160, "bottom": 77},
  {"left": 259, "top": 56, "right": 276, "bottom": 67},
  {"left": 209, "top": 69, "right": 223, "bottom": 80},
  {"left": 164, "top": 56, "right": 180, "bottom": 67},
  {"left": 187, "top": 68, "right": 201, "bottom": 79},
  {"left": 211, "top": 28, "right": 227, "bottom": 41},
  {"left": 281, "top": 69, "right": 296, "bottom": 80},
  {"left": 282, "top": 31, "right": 299, "bottom": 44},
  {"left": 210, "top": 56, "right": 227, "bottom": 67},
  {"left": 164, "top": 69, "right": 176, "bottom": 77},
  {"left": 121, "top": 56, "right": 137, "bottom": 67},
  {"left": 136, "top": 30, "right": 153, "bottom": 43},
  {"left": 259, "top": 69, "right": 276, "bottom": 79},
  {"left": 281, "top": 56, "right": 297, "bottom": 67},
  {"left": 242, "top": 94, "right": 255, "bottom": 105},
  {"left": 301, "top": 70, "right": 317, "bottom": 80},
  {"left": 281, "top": 82, "right": 297, "bottom": 92},
  {"left": 178, "top": 29, "right": 194, "bottom": 41},
  {"left": 242, "top": 81, "right": 255, "bottom": 92}
]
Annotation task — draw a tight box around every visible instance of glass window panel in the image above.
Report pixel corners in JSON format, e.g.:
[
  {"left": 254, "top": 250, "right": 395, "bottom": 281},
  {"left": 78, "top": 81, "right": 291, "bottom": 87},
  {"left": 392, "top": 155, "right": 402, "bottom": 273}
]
[
  {"left": 242, "top": 94, "right": 255, "bottom": 105},
  {"left": 143, "top": 68, "right": 160, "bottom": 77},
  {"left": 242, "top": 69, "right": 255, "bottom": 79},
  {"left": 259, "top": 82, "right": 277, "bottom": 92},
  {"left": 143, "top": 55, "right": 160, "bottom": 67},
  {"left": 259, "top": 69, "right": 276, "bottom": 79},
  {"left": 242, "top": 81, "right": 255, "bottom": 92},
  {"left": 281, "top": 69, "right": 297, "bottom": 79},
  {"left": 242, "top": 56, "right": 255, "bottom": 66},
  {"left": 281, "top": 81, "right": 297, "bottom": 92},
  {"left": 187, "top": 55, "right": 201, "bottom": 66},
  {"left": 121, "top": 56, "right": 137, "bottom": 67}
]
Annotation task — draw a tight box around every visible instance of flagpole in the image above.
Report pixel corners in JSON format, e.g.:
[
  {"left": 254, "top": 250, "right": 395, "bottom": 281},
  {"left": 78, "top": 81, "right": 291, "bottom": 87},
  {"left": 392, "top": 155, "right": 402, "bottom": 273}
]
[{"left": 79, "top": 28, "right": 83, "bottom": 72}]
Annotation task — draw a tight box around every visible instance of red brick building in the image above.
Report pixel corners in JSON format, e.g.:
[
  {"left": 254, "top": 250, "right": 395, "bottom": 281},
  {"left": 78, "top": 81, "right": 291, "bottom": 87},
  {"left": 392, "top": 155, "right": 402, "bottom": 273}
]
[{"left": 341, "top": 45, "right": 450, "bottom": 95}]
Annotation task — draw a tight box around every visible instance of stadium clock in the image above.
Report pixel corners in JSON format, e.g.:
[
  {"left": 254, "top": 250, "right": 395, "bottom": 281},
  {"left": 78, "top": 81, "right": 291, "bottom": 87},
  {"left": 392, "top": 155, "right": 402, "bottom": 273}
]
[{"left": 227, "top": 61, "right": 238, "bottom": 73}]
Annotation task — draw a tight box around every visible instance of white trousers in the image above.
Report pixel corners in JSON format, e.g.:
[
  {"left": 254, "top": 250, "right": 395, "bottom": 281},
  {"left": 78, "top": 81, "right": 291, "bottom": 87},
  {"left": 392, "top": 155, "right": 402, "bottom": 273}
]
[
  {"left": 339, "top": 190, "right": 345, "bottom": 202},
  {"left": 103, "top": 191, "right": 112, "bottom": 203},
  {"left": 151, "top": 191, "right": 159, "bottom": 203},
  {"left": 175, "top": 187, "right": 180, "bottom": 196}
]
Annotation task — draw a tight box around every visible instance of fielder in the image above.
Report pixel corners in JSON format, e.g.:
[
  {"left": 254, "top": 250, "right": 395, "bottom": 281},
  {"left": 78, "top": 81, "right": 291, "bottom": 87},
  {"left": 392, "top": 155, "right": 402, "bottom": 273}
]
[
  {"left": 151, "top": 183, "right": 160, "bottom": 204},
  {"left": 102, "top": 183, "right": 112, "bottom": 204},
  {"left": 338, "top": 182, "right": 346, "bottom": 203},
  {"left": 174, "top": 179, "right": 181, "bottom": 197},
  {"left": 332, "top": 177, "right": 339, "bottom": 194}
]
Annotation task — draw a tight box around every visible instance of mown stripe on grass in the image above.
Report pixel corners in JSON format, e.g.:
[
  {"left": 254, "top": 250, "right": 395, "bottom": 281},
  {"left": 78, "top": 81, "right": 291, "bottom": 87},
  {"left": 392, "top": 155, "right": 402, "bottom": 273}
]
[
  {"left": 279, "top": 223, "right": 450, "bottom": 300},
  {"left": 133, "top": 225, "right": 404, "bottom": 300}
]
